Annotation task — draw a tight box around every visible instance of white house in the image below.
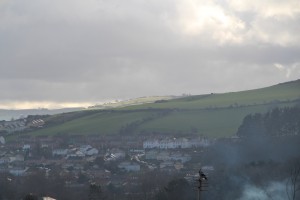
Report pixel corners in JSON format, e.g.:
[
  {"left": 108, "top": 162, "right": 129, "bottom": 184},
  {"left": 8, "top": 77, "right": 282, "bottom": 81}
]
[
  {"left": 174, "top": 162, "right": 184, "bottom": 170},
  {"left": 52, "top": 149, "right": 68, "bottom": 156},
  {"left": 28, "top": 119, "right": 45, "bottom": 128},
  {"left": 170, "top": 153, "right": 191, "bottom": 163},
  {"left": 190, "top": 138, "right": 210, "bottom": 147},
  {"left": 145, "top": 150, "right": 158, "bottom": 160},
  {"left": 105, "top": 148, "right": 126, "bottom": 161},
  {"left": 118, "top": 162, "right": 140, "bottom": 172},
  {"left": 110, "top": 148, "right": 125, "bottom": 159},
  {"left": 85, "top": 148, "right": 99, "bottom": 156},
  {"left": 0, "top": 120, "right": 26, "bottom": 133},
  {"left": 9, "top": 167, "right": 28, "bottom": 176},
  {"left": 0, "top": 136, "right": 5, "bottom": 145},
  {"left": 0, "top": 157, "right": 10, "bottom": 164},
  {"left": 143, "top": 140, "right": 159, "bottom": 149},
  {"left": 176, "top": 138, "right": 191, "bottom": 148},
  {"left": 80, "top": 145, "right": 92, "bottom": 152},
  {"left": 143, "top": 137, "right": 210, "bottom": 149},
  {"left": 9, "top": 154, "right": 24, "bottom": 163},
  {"left": 80, "top": 145, "right": 99, "bottom": 156},
  {"left": 65, "top": 148, "right": 86, "bottom": 159},
  {"left": 43, "top": 197, "right": 56, "bottom": 200},
  {"left": 143, "top": 138, "right": 191, "bottom": 149},
  {"left": 156, "top": 151, "right": 170, "bottom": 161},
  {"left": 202, "top": 165, "right": 214, "bottom": 171},
  {"left": 159, "top": 139, "right": 173, "bottom": 149},
  {"left": 160, "top": 161, "right": 174, "bottom": 169},
  {"left": 22, "top": 144, "right": 31, "bottom": 151}
]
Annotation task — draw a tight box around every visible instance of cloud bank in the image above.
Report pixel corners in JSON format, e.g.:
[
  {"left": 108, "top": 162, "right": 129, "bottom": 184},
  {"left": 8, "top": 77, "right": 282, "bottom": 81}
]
[{"left": 0, "top": 0, "right": 299, "bottom": 108}]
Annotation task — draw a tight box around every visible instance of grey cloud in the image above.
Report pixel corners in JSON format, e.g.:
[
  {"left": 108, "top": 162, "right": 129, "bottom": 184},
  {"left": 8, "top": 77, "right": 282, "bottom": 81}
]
[{"left": 0, "top": 0, "right": 299, "bottom": 107}]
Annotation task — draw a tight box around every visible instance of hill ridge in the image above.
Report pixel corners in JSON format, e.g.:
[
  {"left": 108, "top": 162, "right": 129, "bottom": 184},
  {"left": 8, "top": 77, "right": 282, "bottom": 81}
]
[{"left": 10, "top": 79, "right": 300, "bottom": 138}]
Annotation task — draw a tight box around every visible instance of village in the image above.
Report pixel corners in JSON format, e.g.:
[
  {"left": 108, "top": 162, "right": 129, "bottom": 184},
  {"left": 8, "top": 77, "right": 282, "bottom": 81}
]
[{"left": 0, "top": 131, "right": 213, "bottom": 190}]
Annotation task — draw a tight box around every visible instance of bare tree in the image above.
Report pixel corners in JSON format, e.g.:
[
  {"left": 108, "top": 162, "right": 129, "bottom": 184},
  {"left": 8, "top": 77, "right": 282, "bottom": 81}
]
[{"left": 286, "top": 164, "right": 300, "bottom": 200}]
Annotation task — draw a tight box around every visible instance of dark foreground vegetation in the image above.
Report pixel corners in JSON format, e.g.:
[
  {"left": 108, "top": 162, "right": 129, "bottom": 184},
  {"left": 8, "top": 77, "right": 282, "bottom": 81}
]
[{"left": 237, "top": 107, "right": 300, "bottom": 137}]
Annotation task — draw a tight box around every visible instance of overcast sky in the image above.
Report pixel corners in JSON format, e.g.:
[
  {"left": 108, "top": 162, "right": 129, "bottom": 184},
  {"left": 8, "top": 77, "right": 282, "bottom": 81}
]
[{"left": 1, "top": 0, "right": 300, "bottom": 109}]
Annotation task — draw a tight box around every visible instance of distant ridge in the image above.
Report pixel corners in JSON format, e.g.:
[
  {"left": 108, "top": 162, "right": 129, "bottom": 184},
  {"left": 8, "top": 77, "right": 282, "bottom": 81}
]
[
  {"left": 277, "top": 79, "right": 300, "bottom": 85},
  {"left": 88, "top": 96, "right": 179, "bottom": 109},
  {"left": 0, "top": 107, "right": 83, "bottom": 121},
  {"left": 9, "top": 79, "right": 300, "bottom": 138}
]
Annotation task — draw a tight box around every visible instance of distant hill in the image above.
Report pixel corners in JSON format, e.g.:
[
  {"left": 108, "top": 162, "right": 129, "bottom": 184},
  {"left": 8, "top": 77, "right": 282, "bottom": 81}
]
[
  {"left": 0, "top": 108, "right": 83, "bottom": 121},
  {"left": 119, "top": 79, "right": 300, "bottom": 110},
  {"left": 19, "top": 80, "right": 300, "bottom": 138},
  {"left": 88, "top": 96, "right": 179, "bottom": 109}
]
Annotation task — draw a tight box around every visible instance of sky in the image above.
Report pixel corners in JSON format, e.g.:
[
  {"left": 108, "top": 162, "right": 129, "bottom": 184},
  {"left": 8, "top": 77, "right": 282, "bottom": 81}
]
[{"left": 1, "top": 0, "right": 300, "bottom": 109}]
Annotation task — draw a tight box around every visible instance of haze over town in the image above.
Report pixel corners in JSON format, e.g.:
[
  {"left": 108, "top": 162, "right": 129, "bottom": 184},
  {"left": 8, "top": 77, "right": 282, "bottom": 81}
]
[{"left": 1, "top": 0, "right": 300, "bottom": 109}]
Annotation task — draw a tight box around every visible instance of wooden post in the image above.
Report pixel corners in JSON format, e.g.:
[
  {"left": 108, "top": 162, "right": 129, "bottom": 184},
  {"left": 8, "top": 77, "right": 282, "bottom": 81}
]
[{"left": 197, "top": 169, "right": 208, "bottom": 200}]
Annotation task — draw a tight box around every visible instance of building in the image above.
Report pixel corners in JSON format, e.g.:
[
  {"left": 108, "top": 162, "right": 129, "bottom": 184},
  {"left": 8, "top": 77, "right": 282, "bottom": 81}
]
[
  {"left": 0, "top": 119, "right": 26, "bottom": 133},
  {"left": 145, "top": 150, "right": 158, "bottom": 160},
  {"left": 80, "top": 145, "right": 99, "bottom": 156},
  {"left": 118, "top": 162, "right": 140, "bottom": 172},
  {"left": 170, "top": 153, "right": 191, "bottom": 163},
  {"left": 143, "top": 137, "right": 211, "bottom": 149},
  {"left": 0, "top": 136, "right": 5, "bottom": 145},
  {"left": 9, "top": 167, "right": 28, "bottom": 176},
  {"left": 52, "top": 149, "right": 68, "bottom": 157}
]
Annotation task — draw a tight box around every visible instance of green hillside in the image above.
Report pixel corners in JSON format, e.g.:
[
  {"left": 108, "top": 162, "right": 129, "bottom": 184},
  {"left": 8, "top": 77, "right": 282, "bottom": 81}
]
[
  {"left": 120, "top": 79, "right": 300, "bottom": 110},
  {"left": 27, "top": 80, "right": 300, "bottom": 138}
]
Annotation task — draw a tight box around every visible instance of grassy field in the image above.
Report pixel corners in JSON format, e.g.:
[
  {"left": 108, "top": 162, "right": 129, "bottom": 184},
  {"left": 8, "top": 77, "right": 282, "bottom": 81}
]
[
  {"left": 136, "top": 102, "right": 298, "bottom": 137},
  {"left": 119, "top": 80, "right": 300, "bottom": 110},
  {"left": 26, "top": 80, "right": 300, "bottom": 138},
  {"left": 30, "top": 111, "right": 158, "bottom": 136}
]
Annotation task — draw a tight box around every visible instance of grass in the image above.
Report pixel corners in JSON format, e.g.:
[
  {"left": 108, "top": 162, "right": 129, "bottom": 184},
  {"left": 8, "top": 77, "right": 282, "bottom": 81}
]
[
  {"left": 136, "top": 102, "right": 297, "bottom": 138},
  {"left": 119, "top": 80, "right": 300, "bottom": 110},
  {"left": 24, "top": 80, "right": 300, "bottom": 138},
  {"left": 30, "top": 111, "right": 157, "bottom": 136}
]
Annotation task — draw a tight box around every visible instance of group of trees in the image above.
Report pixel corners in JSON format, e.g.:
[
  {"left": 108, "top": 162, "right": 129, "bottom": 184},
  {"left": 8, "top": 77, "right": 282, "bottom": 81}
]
[
  {"left": 237, "top": 107, "right": 300, "bottom": 137},
  {"left": 1, "top": 151, "right": 299, "bottom": 200},
  {"left": 0, "top": 170, "right": 88, "bottom": 200},
  {"left": 154, "top": 178, "right": 194, "bottom": 200},
  {"left": 0, "top": 169, "right": 173, "bottom": 200}
]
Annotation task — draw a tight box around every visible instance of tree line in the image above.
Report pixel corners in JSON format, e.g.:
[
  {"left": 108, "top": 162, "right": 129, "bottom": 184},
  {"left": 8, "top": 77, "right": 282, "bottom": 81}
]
[{"left": 237, "top": 106, "right": 300, "bottom": 137}]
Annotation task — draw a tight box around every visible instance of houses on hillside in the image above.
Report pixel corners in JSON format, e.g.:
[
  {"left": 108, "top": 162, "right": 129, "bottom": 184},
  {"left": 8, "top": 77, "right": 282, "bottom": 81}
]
[
  {"left": 0, "top": 119, "right": 26, "bottom": 133},
  {"left": 118, "top": 161, "right": 140, "bottom": 172},
  {"left": 27, "top": 119, "right": 45, "bottom": 128},
  {"left": 143, "top": 137, "right": 210, "bottom": 149},
  {"left": 145, "top": 150, "right": 191, "bottom": 163},
  {"left": 52, "top": 145, "right": 99, "bottom": 159},
  {"left": 0, "top": 118, "right": 45, "bottom": 134},
  {"left": 0, "top": 133, "right": 213, "bottom": 181}
]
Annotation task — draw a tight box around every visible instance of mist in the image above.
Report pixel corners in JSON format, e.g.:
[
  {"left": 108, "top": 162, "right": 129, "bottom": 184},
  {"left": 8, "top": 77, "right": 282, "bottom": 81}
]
[
  {"left": 239, "top": 182, "right": 286, "bottom": 200},
  {"left": 200, "top": 134, "right": 300, "bottom": 200}
]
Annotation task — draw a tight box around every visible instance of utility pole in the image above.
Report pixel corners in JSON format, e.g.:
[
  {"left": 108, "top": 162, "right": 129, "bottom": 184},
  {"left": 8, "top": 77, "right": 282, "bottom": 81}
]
[{"left": 197, "top": 169, "right": 208, "bottom": 200}]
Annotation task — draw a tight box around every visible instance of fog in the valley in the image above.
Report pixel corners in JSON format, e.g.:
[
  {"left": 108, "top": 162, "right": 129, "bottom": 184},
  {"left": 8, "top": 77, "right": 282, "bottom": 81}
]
[
  {"left": 200, "top": 136, "right": 300, "bottom": 200},
  {"left": 198, "top": 109, "right": 300, "bottom": 200}
]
